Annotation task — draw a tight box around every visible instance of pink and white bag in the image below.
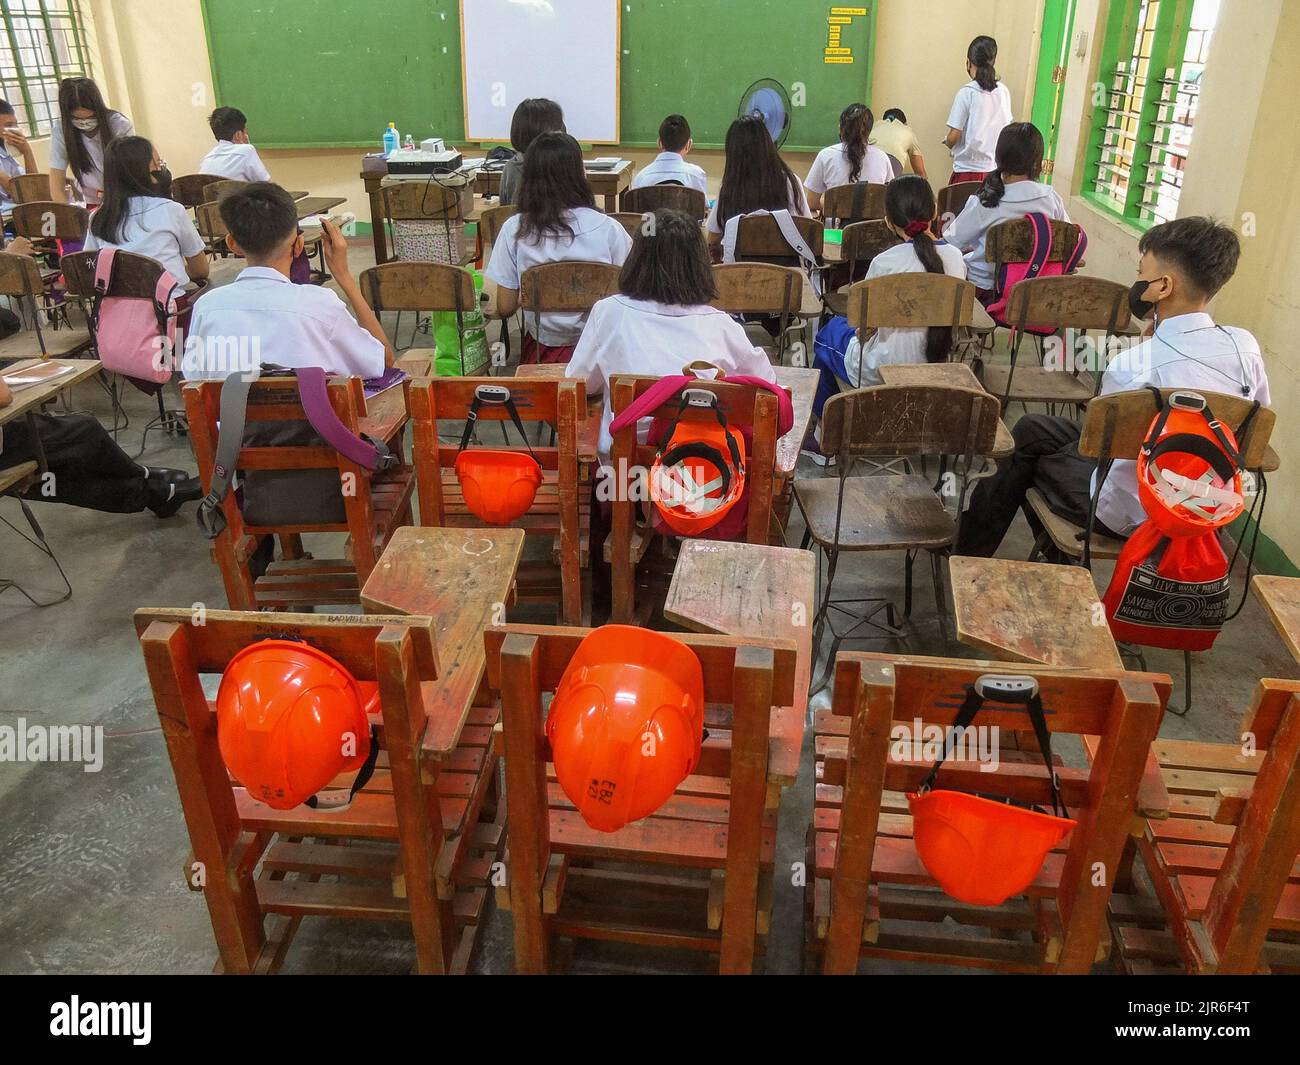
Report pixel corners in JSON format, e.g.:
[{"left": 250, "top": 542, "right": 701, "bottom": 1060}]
[{"left": 91, "top": 248, "right": 184, "bottom": 385}]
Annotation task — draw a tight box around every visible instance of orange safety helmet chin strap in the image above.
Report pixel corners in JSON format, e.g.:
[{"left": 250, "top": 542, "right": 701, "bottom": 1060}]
[
  {"left": 649, "top": 389, "right": 746, "bottom": 536},
  {"left": 454, "top": 383, "right": 544, "bottom": 526}
]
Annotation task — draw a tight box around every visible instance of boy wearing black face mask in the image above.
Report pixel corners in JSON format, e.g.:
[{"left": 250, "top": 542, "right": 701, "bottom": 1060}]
[{"left": 957, "top": 216, "right": 1269, "bottom": 558}]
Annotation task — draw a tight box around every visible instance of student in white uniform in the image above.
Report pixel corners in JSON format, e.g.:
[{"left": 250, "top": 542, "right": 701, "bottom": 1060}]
[
  {"left": 48, "top": 76, "right": 134, "bottom": 206},
  {"left": 943, "top": 36, "right": 1013, "bottom": 186},
  {"left": 804, "top": 104, "right": 893, "bottom": 214},
  {"left": 0, "top": 99, "right": 37, "bottom": 212},
  {"left": 958, "top": 217, "right": 1270, "bottom": 556},
  {"left": 199, "top": 107, "right": 272, "bottom": 183},
  {"left": 84, "top": 136, "right": 209, "bottom": 287},
  {"left": 840, "top": 176, "right": 966, "bottom": 387},
  {"left": 630, "top": 114, "right": 708, "bottom": 195},
  {"left": 945, "top": 122, "right": 1068, "bottom": 300},
  {"left": 183, "top": 182, "right": 391, "bottom": 381},
  {"left": 568, "top": 208, "right": 776, "bottom": 463},
  {"left": 499, "top": 98, "right": 565, "bottom": 208},
  {"left": 707, "top": 114, "right": 811, "bottom": 254},
  {"left": 486, "top": 131, "right": 632, "bottom": 364}
]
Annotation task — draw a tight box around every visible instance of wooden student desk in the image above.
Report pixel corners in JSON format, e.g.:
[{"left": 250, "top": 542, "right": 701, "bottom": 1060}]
[
  {"left": 361, "top": 526, "right": 526, "bottom": 761},
  {"left": 0, "top": 358, "right": 102, "bottom": 429},
  {"left": 664, "top": 540, "right": 816, "bottom": 790},
  {"left": 1250, "top": 575, "right": 1300, "bottom": 665},
  {"left": 948, "top": 554, "right": 1170, "bottom": 821},
  {"left": 877, "top": 361, "right": 1015, "bottom": 458}
]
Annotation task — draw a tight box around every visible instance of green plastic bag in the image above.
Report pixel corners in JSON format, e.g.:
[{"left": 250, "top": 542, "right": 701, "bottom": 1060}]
[{"left": 433, "top": 269, "right": 489, "bottom": 376}]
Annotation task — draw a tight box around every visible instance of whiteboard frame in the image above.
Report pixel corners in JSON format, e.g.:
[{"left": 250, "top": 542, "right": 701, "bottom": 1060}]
[{"left": 459, "top": 0, "right": 621, "bottom": 145}]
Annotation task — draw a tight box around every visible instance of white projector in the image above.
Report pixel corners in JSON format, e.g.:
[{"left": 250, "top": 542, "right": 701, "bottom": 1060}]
[{"left": 386, "top": 148, "right": 463, "bottom": 175}]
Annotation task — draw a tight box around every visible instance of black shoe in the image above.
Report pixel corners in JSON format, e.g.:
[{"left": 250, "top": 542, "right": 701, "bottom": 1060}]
[
  {"left": 148, "top": 477, "right": 202, "bottom": 518},
  {"left": 143, "top": 466, "right": 193, "bottom": 485}
]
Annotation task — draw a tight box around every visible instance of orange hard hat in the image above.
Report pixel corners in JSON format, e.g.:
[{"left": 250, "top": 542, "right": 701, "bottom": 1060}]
[
  {"left": 216, "top": 639, "right": 374, "bottom": 810},
  {"left": 907, "top": 790, "right": 1076, "bottom": 906},
  {"left": 546, "top": 625, "right": 705, "bottom": 833},
  {"left": 1137, "top": 390, "right": 1246, "bottom": 538},
  {"left": 650, "top": 389, "right": 746, "bottom": 536},
  {"left": 454, "top": 383, "right": 544, "bottom": 525}
]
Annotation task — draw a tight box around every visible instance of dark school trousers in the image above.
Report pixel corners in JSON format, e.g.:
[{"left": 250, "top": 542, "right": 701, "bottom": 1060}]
[
  {"left": 957, "top": 413, "right": 1125, "bottom": 557},
  {"left": 2, "top": 412, "right": 152, "bottom": 513}
]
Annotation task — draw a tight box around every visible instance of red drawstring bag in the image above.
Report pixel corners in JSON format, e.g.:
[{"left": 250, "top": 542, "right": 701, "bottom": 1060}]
[{"left": 1102, "top": 390, "right": 1255, "bottom": 652}]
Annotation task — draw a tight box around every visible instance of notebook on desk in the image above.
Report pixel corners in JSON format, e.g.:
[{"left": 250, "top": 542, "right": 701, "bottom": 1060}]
[{"left": 363, "top": 367, "right": 408, "bottom": 399}]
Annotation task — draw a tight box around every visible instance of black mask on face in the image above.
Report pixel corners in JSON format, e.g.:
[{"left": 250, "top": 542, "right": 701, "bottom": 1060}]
[
  {"left": 1129, "top": 278, "right": 1157, "bottom": 321},
  {"left": 151, "top": 166, "right": 172, "bottom": 199}
]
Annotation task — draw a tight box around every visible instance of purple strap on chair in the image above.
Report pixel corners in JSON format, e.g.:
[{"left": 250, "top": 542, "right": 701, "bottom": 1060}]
[
  {"left": 609, "top": 374, "right": 795, "bottom": 436},
  {"left": 295, "top": 366, "right": 394, "bottom": 472}
]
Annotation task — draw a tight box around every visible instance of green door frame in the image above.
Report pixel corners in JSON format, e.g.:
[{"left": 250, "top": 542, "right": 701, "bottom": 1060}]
[{"left": 1030, "top": 0, "right": 1078, "bottom": 180}]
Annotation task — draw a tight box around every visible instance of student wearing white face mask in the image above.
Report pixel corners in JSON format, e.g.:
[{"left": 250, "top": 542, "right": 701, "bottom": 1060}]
[
  {"left": 0, "top": 99, "right": 37, "bottom": 213},
  {"left": 47, "top": 76, "right": 134, "bottom": 206}
]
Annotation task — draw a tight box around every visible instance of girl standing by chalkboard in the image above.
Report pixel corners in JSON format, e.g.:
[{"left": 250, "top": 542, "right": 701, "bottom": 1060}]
[
  {"left": 943, "top": 36, "right": 1012, "bottom": 186},
  {"left": 48, "top": 77, "right": 134, "bottom": 206}
]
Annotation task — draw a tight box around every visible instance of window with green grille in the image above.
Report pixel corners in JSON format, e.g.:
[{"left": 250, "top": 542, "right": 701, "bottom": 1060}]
[
  {"left": 1085, "top": 0, "right": 1220, "bottom": 229},
  {"left": 0, "top": 0, "right": 91, "bottom": 137}
]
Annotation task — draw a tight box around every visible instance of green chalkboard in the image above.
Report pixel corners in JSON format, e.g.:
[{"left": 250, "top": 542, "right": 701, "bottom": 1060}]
[
  {"left": 202, "top": 0, "right": 876, "bottom": 152},
  {"left": 201, "top": 0, "right": 466, "bottom": 149}
]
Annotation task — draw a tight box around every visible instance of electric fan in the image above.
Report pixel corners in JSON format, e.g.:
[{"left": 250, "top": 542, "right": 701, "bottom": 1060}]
[{"left": 738, "top": 79, "right": 792, "bottom": 148}]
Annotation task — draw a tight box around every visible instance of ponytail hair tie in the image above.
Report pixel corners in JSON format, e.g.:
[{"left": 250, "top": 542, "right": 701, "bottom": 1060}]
[{"left": 904, "top": 220, "right": 930, "bottom": 237}]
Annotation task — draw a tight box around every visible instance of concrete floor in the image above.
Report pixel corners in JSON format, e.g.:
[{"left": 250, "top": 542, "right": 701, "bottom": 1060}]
[{"left": 1, "top": 243, "right": 1295, "bottom": 975}]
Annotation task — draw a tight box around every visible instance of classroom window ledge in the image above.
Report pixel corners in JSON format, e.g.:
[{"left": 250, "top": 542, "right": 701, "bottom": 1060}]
[{"left": 1076, "top": 191, "right": 1155, "bottom": 240}]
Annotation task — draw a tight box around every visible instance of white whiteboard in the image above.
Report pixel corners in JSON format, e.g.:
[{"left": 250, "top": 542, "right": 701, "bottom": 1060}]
[{"left": 460, "top": 0, "right": 620, "bottom": 144}]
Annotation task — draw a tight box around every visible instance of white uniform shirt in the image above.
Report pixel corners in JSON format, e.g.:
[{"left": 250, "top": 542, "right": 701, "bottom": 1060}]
[
  {"left": 804, "top": 142, "right": 893, "bottom": 193},
  {"left": 945, "top": 81, "right": 1013, "bottom": 174},
  {"left": 485, "top": 207, "right": 632, "bottom": 346},
  {"left": 199, "top": 140, "right": 272, "bottom": 183},
  {"left": 630, "top": 151, "right": 708, "bottom": 195},
  {"left": 707, "top": 181, "right": 810, "bottom": 235},
  {"left": 945, "top": 180, "right": 1070, "bottom": 291},
  {"left": 48, "top": 112, "right": 134, "bottom": 202},
  {"left": 182, "top": 266, "right": 386, "bottom": 381},
  {"left": 1094, "top": 312, "right": 1271, "bottom": 536},
  {"left": 842, "top": 241, "right": 968, "bottom": 386},
  {"left": 84, "top": 196, "right": 206, "bottom": 284},
  {"left": 567, "top": 294, "right": 777, "bottom": 461}
]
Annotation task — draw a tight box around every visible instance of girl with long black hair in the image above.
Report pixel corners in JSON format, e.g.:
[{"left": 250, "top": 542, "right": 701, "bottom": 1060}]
[
  {"left": 48, "top": 76, "right": 133, "bottom": 205},
  {"left": 805, "top": 103, "right": 893, "bottom": 214},
  {"left": 485, "top": 131, "right": 632, "bottom": 363},
  {"left": 943, "top": 35, "right": 1013, "bottom": 185},
  {"left": 84, "top": 135, "right": 208, "bottom": 285},
  {"left": 946, "top": 122, "right": 1068, "bottom": 301},
  {"left": 707, "top": 114, "right": 809, "bottom": 254}
]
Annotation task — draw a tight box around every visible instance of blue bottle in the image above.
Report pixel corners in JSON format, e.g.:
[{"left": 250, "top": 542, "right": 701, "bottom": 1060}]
[{"left": 382, "top": 122, "right": 400, "bottom": 155}]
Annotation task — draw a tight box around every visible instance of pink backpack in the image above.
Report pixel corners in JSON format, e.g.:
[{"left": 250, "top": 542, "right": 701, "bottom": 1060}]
[
  {"left": 91, "top": 248, "right": 184, "bottom": 385},
  {"left": 985, "top": 212, "right": 1088, "bottom": 335}
]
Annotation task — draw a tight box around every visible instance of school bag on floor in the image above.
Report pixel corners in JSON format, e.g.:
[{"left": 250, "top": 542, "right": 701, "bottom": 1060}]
[
  {"left": 90, "top": 247, "right": 184, "bottom": 385},
  {"left": 1101, "top": 390, "right": 1255, "bottom": 652},
  {"left": 195, "top": 366, "right": 397, "bottom": 537},
  {"left": 985, "top": 212, "right": 1087, "bottom": 334}
]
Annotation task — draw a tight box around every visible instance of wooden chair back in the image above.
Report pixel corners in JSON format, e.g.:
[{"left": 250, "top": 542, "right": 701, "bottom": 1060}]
[
  {"left": 608, "top": 374, "right": 784, "bottom": 622},
  {"left": 620, "top": 184, "right": 708, "bottom": 220},
  {"left": 845, "top": 272, "right": 975, "bottom": 334},
  {"left": 821, "top": 182, "right": 886, "bottom": 225},
  {"left": 196, "top": 200, "right": 229, "bottom": 245},
  {"left": 359, "top": 261, "right": 475, "bottom": 314},
  {"left": 837, "top": 219, "right": 902, "bottom": 282},
  {"left": 735, "top": 213, "right": 824, "bottom": 267},
  {"left": 12, "top": 201, "right": 88, "bottom": 242},
  {"left": 170, "top": 173, "right": 224, "bottom": 209},
  {"left": 205, "top": 178, "right": 247, "bottom": 203},
  {"left": 10, "top": 172, "right": 52, "bottom": 204},
  {"left": 937, "top": 180, "right": 983, "bottom": 231},
  {"left": 519, "top": 261, "right": 621, "bottom": 342},
  {"left": 1004, "top": 275, "right": 1131, "bottom": 334},
  {"left": 0, "top": 249, "right": 47, "bottom": 300},
  {"left": 609, "top": 211, "right": 648, "bottom": 238},
  {"left": 133, "top": 606, "right": 498, "bottom": 975},
  {"left": 1080, "top": 388, "right": 1275, "bottom": 468},
  {"left": 985, "top": 216, "right": 1083, "bottom": 268},
  {"left": 485, "top": 623, "right": 798, "bottom": 973},
  {"left": 710, "top": 263, "right": 802, "bottom": 317},
  {"left": 380, "top": 181, "right": 466, "bottom": 221},
  {"left": 479, "top": 204, "right": 518, "bottom": 249},
  {"left": 819, "top": 383, "right": 1001, "bottom": 461},
  {"left": 409, "top": 376, "right": 586, "bottom": 623},
  {"left": 817, "top": 651, "right": 1168, "bottom": 973},
  {"left": 61, "top": 247, "right": 168, "bottom": 300},
  {"left": 182, "top": 376, "right": 414, "bottom": 610}
]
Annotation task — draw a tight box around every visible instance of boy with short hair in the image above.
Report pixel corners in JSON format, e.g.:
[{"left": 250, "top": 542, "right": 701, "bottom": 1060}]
[
  {"left": 199, "top": 107, "right": 272, "bottom": 184},
  {"left": 0, "top": 98, "right": 38, "bottom": 212},
  {"left": 958, "top": 216, "right": 1270, "bottom": 557},
  {"left": 630, "top": 114, "right": 708, "bottom": 194},
  {"left": 183, "top": 182, "right": 392, "bottom": 380}
]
